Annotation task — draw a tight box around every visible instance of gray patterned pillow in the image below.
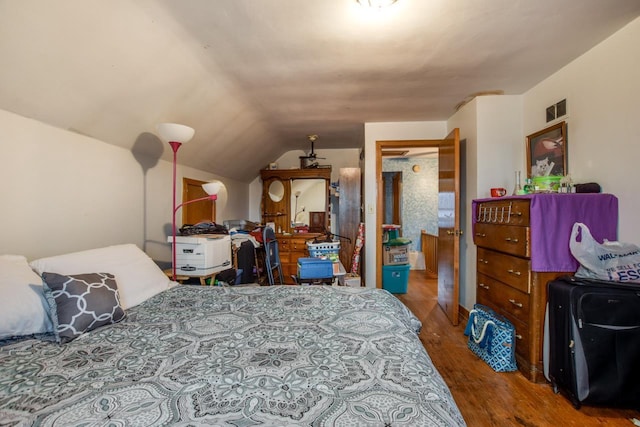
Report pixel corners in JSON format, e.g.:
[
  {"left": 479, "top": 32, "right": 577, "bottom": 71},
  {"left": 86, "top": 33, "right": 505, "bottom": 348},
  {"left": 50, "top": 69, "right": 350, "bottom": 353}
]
[{"left": 42, "top": 272, "right": 126, "bottom": 343}]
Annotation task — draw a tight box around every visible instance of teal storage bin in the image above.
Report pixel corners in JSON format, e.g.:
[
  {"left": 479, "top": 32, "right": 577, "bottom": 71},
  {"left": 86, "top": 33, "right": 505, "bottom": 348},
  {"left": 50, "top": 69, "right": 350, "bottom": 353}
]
[{"left": 382, "top": 264, "right": 410, "bottom": 294}]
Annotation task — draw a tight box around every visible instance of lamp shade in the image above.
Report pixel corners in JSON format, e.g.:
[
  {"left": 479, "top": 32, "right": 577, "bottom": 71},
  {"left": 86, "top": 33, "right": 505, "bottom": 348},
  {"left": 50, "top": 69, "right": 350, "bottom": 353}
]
[
  {"left": 156, "top": 123, "right": 195, "bottom": 144},
  {"left": 202, "top": 181, "right": 222, "bottom": 196}
]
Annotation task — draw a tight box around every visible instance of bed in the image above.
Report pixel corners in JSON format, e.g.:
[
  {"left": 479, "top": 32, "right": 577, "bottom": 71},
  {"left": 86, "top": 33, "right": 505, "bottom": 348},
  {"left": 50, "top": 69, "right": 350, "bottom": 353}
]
[{"left": 0, "top": 245, "right": 465, "bottom": 426}]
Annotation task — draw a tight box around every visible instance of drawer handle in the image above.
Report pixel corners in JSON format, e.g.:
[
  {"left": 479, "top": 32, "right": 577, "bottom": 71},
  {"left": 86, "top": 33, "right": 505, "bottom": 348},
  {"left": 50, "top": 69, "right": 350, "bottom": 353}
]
[
  {"left": 508, "top": 299, "right": 523, "bottom": 308},
  {"left": 505, "top": 237, "right": 519, "bottom": 243},
  {"left": 478, "top": 258, "right": 489, "bottom": 264},
  {"left": 507, "top": 269, "right": 521, "bottom": 276},
  {"left": 475, "top": 232, "right": 486, "bottom": 237},
  {"left": 479, "top": 283, "right": 490, "bottom": 290},
  {"left": 515, "top": 334, "right": 523, "bottom": 340}
]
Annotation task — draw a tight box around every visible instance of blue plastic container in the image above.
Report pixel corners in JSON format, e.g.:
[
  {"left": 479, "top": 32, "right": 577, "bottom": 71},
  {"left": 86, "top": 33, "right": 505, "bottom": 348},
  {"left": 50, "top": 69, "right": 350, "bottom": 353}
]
[
  {"left": 382, "top": 264, "right": 410, "bottom": 294},
  {"left": 297, "top": 257, "right": 333, "bottom": 279}
]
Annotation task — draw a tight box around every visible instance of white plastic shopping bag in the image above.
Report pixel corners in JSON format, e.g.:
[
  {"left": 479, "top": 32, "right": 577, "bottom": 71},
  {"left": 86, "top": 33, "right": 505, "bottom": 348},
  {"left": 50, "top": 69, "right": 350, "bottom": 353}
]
[{"left": 570, "top": 222, "right": 640, "bottom": 283}]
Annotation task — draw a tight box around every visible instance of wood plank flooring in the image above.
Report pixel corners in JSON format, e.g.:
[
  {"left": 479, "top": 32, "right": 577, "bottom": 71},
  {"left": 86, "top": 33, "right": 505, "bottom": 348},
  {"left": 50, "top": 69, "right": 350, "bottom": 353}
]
[{"left": 395, "top": 270, "right": 640, "bottom": 427}]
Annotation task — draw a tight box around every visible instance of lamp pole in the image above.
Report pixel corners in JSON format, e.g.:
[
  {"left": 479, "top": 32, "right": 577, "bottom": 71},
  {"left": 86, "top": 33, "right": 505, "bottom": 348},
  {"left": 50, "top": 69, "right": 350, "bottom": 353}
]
[
  {"left": 169, "top": 141, "right": 182, "bottom": 281},
  {"left": 156, "top": 123, "right": 196, "bottom": 281}
]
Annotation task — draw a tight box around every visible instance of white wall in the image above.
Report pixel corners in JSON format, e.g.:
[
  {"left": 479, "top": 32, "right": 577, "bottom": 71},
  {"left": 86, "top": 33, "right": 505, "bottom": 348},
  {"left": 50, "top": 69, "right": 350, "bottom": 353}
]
[
  {"left": 475, "top": 96, "right": 524, "bottom": 197},
  {"left": 363, "top": 121, "right": 447, "bottom": 287},
  {"left": 448, "top": 96, "right": 523, "bottom": 310},
  {"left": 448, "top": 16, "right": 640, "bottom": 311},
  {"left": 0, "top": 109, "right": 249, "bottom": 262},
  {"left": 523, "top": 17, "right": 640, "bottom": 244}
]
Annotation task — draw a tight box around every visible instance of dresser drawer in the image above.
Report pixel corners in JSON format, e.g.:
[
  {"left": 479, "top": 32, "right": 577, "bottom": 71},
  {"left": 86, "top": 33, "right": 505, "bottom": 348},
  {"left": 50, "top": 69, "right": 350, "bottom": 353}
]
[
  {"left": 279, "top": 252, "right": 291, "bottom": 263},
  {"left": 279, "top": 239, "right": 290, "bottom": 252},
  {"left": 290, "top": 238, "right": 308, "bottom": 252},
  {"left": 474, "top": 223, "right": 530, "bottom": 257},
  {"left": 476, "top": 199, "right": 530, "bottom": 226},
  {"left": 500, "top": 310, "right": 530, "bottom": 360},
  {"left": 279, "top": 237, "right": 312, "bottom": 253},
  {"left": 477, "top": 273, "right": 530, "bottom": 325},
  {"left": 477, "top": 248, "right": 531, "bottom": 293},
  {"left": 291, "top": 251, "right": 307, "bottom": 263},
  {"left": 475, "top": 288, "right": 530, "bottom": 360}
]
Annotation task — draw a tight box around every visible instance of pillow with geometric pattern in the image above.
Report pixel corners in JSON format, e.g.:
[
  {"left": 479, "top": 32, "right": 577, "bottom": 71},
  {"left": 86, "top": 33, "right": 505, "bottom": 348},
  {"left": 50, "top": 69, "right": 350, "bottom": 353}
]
[{"left": 41, "top": 272, "right": 126, "bottom": 343}]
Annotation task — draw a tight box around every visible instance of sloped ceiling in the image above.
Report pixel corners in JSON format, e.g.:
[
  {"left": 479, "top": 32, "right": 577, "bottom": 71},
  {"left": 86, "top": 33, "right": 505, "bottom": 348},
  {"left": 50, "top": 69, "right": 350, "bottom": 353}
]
[{"left": 1, "top": 0, "right": 639, "bottom": 182}]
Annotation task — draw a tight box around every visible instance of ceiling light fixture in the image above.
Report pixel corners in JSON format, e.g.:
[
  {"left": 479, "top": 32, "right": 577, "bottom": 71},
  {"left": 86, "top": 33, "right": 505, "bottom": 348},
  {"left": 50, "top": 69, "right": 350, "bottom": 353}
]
[{"left": 356, "top": 0, "right": 398, "bottom": 8}]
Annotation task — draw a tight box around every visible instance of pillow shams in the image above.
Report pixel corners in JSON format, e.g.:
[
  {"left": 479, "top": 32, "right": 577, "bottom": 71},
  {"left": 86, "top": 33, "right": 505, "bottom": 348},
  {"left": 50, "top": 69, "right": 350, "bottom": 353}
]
[
  {"left": 0, "top": 255, "right": 52, "bottom": 339},
  {"left": 30, "top": 244, "right": 172, "bottom": 309},
  {"left": 42, "top": 272, "right": 125, "bottom": 343}
]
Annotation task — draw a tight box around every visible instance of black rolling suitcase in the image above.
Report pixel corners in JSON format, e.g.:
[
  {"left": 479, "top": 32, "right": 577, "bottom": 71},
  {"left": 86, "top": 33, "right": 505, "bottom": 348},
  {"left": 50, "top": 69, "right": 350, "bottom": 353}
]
[{"left": 546, "top": 276, "right": 640, "bottom": 409}]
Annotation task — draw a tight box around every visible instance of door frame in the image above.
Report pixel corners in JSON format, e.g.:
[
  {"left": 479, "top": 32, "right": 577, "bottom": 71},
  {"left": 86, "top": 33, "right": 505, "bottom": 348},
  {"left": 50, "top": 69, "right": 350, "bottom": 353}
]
[
  {"left": 182, "top": 177, "right": 216, "bottom": 225},
  {"left": 375, "top": 140, "right": 441, "bottom": 289}
]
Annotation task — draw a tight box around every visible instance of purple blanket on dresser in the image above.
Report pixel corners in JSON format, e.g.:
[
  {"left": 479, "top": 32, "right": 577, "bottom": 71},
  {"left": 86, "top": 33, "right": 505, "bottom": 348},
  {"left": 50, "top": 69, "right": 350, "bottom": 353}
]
[{"left": 472, "top": 193, "right": 619, "bottom": 272}]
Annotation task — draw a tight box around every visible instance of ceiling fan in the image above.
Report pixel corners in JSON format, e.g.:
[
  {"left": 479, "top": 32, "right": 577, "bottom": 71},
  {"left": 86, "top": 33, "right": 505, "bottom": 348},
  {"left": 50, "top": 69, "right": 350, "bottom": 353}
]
[{"left": 299, "top": 134, "right": 326, "bottom": 168}]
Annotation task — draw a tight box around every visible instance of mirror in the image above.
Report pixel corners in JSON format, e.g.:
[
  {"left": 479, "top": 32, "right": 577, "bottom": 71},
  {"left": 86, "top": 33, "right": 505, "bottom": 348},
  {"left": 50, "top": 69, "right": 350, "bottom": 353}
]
[
  {"left": 261, "top": 168, "right": 331, "bottom": 234},
  {"left": 268, "top": 179, "right": 285, "bottom": 202},
  {"left": 290, "top": 179, "right": 327, "bottom": 227}
]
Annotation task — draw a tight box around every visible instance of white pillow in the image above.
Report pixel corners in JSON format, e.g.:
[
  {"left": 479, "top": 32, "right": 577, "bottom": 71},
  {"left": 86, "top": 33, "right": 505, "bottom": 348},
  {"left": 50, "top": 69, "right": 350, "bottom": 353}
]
[
  {"left": 0, "top": 255, "right": 53, "bottom": 339},
  {"left": 30, "top": 244, "right": 172, "bottom": 309}
]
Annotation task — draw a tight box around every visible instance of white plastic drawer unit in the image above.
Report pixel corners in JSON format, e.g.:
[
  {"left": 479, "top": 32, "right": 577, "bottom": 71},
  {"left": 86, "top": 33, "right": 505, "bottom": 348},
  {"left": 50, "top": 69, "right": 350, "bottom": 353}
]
[{"left": 167, "top": 234, "right": 232, "bottom": 276}]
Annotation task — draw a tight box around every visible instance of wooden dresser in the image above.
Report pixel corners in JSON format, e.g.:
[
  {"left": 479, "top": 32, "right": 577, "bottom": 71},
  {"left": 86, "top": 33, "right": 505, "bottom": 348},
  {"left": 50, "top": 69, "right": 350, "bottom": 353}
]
[
  {"left": 277, "top": 233, "right": 321, "bottom": 284},
  {"left": 473, "top": 194, "right": 618, "bottom": 382}
]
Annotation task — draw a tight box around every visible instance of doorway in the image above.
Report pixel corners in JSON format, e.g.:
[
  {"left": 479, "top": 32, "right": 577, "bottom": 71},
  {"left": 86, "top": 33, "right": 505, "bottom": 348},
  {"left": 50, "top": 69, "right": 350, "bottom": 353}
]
[
  {"left": 375, "top": 131, "right": 461, "bottom": 326},
  {"left": 382, "top": 172, "right": 402, "bottom": 226},
  {"left": 376, "top": 140, "right": 440, "bottom": 288},
  {"left": 182, "top": 177, "right": 216, "bottom": 225}
]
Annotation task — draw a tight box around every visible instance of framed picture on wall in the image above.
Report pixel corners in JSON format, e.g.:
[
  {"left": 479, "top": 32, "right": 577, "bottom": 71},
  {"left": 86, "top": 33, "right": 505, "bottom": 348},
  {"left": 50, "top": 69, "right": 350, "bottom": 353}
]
[{"left": 526, "top": 121, "right": 567, "bottom": 178}]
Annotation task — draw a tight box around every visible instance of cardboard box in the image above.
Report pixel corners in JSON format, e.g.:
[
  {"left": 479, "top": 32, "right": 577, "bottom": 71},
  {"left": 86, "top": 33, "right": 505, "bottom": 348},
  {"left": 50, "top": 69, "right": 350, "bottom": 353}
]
[
  {"left": 167, "top": 234, "right": 231, "bottom": 276},
  {"left": 383, "top": 244, "right": 410, "bottom": 265}
]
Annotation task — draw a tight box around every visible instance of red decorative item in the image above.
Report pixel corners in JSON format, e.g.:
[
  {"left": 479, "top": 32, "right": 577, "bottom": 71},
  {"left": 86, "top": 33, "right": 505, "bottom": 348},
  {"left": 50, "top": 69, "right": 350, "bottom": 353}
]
[{"left": 350, "top": 223, "right": 365, "bottom": 274}]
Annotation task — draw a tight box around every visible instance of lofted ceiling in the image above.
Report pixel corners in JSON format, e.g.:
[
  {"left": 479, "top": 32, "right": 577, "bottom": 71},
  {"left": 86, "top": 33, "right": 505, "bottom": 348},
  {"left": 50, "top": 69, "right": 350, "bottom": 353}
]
[{"left": 1, "top": 0, "right": 639, "bottom": 182}]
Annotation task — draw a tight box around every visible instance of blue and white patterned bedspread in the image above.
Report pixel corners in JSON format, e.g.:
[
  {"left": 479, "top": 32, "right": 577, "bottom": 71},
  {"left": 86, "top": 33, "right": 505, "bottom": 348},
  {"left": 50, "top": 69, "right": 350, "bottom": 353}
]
[{"left": 0, "top": 285, "right": 465, "bottom": 426}]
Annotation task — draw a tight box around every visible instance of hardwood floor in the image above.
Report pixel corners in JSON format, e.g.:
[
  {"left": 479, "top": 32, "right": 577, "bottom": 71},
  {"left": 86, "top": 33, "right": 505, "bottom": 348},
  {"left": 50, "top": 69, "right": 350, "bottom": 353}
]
[{"left": 395, "top": 270, "right": 640, "bottom": 427}]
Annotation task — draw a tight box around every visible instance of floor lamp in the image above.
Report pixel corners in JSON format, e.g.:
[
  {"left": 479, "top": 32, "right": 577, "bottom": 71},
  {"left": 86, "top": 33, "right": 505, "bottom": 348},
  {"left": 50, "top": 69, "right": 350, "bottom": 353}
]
[{"left": 156, "top": 123, "right": 198, "bottom": 281}]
